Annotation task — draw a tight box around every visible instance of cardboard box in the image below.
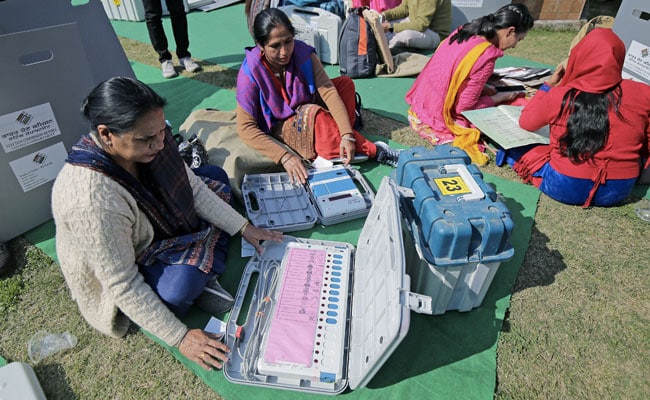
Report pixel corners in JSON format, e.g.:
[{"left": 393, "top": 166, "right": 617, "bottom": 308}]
[
  {"left": 612, "top": 0, "right": 650, "bottom": 85},
  {"left": 0, "top": 0, "right": 135, "bottom": 242},
  {"left": 451, "top": 0, "right": 511, "bottom": 30},
  {"left": 279, "top": 5, "right": 342, "bottom": 64}
]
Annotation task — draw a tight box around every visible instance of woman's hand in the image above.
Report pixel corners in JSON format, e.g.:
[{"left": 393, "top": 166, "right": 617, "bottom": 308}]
[
  {"left": 482, "top": 83, "right": 498, "bottom": 96},
  {"left": 281, "top": 154, "right": 308, "bottom": 184},
  {"left": 491, "top": 91, "right": 521, "bottom": 105},
  {"left": 547, "top": 63, "right": 565, "bottom": 87},
  {"left": 241, "top": 223, "right": 283, "bottom": 255},
  {"left": 179, "top": 328, "right": 230, "bottom": 371},
  {"left": 339, "top": 134, "right": 356, "bottom": 165}
]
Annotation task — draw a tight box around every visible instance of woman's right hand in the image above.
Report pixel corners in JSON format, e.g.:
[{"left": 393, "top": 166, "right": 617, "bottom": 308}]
[
  {"left": 547, "top": 63, "right": 565, "bottom": 87},
  {"left": 281, "top": 154, "right": 308, "bottom": 184},
  {"left": 178, "top": 328, "right": 230, "bottom": 371}
]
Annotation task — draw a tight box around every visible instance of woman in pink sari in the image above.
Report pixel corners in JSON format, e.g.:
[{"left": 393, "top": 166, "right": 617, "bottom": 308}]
[{"left": 405, "top": 3, "right": 533, "bottom": 165}]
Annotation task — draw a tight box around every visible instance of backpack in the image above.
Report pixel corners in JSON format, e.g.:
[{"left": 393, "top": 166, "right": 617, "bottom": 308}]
[{"left": 338, "top": 7, "right": 378, "bottom": 79}]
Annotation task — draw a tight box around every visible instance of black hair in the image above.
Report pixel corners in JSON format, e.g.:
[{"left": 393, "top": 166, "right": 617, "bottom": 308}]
[
  {"left": 81, "top": 76, "right": 166, "bottom": 134},
  {"left": 558, "top": 86, "right": 624, "bottom": 163},
  {"left": 252, "top": 8, "right": 295, "bottom": 46},
  {"left": 449, "top": 3, "right": 534, "bottom": 44}
]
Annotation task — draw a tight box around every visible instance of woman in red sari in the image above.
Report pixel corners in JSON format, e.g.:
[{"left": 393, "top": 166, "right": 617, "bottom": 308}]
[{"left": 514, "top": 28, "right": 650, "bottom": 207}]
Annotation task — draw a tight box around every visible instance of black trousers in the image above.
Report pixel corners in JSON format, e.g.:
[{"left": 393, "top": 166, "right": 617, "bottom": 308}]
[{"left": 142, "top": 0, "right": 191, "bottom": 62}]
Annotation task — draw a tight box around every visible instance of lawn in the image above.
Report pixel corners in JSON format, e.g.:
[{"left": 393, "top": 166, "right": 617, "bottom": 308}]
[{"left": 2, "top": 1, "right": 648, "bottom": 399}]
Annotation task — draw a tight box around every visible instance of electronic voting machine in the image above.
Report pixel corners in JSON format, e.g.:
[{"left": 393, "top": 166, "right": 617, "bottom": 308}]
[
  {"left": 241, "top": 165, "right": 375, "bottom": 232},
  {"left": 224, "top": 177, "right": 431, "bottom": 394}
]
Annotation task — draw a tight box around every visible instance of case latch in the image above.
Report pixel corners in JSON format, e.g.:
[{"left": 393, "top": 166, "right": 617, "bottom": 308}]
[
  {"left": 396, "top": 186, "right": 415, "bottom": 199},
  {"left": 400, "top": 289, "right": 433, "bottom": 314}
]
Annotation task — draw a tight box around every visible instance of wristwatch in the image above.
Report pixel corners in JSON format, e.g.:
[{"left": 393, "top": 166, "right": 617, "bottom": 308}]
[{"left": 389, "top": 23, "right": 394, "bottom": 33}]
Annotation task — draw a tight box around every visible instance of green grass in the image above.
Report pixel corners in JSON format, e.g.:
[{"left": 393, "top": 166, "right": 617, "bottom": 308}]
[{"left": 3, "top": 1, "right": 648, "bottom": 399}]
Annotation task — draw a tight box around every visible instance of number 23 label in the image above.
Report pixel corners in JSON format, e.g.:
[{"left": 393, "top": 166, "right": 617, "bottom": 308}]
[{"left": 434, "top": 176, "right": 471, "bottom": 195}]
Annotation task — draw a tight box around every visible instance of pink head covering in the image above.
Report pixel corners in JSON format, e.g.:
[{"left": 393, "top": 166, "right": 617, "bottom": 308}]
[{"left": 561, "top": 28, "right": 626, "bottom": 93}]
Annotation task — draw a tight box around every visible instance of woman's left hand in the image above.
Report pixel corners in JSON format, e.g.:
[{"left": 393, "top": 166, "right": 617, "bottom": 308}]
[
  {"left": 482, "top": 83, "right": 498, "bottom": 96},
  {"left": 241, "top": 224, "right": 283, "bottom": 254},
  {"left": 179, "top": 329, "right": 230, "bottom": 371},
  {"left": 339, "top": 134, "right": 356, "bottom": 165}
]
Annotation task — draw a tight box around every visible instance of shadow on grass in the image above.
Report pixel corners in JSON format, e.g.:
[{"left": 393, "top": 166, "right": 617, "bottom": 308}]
[
  {"left": 34, "top": 363, "right": 78, "bottom": 400},
  {"left": 512, "top": 224, "right": 567, "bottom": 294}
]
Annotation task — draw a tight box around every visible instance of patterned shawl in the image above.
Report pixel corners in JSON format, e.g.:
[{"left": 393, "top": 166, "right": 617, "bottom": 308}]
[
  {"left": 66, "top": 130, "right": 228, "bottom": 273},
  {"left": 236, "top": 40, "right": 317, "bottom": 133}
]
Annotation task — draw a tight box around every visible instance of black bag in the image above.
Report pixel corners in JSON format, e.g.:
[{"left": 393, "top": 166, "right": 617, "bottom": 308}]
[
  {"left": 353, "top": 92, "right": 364, "bottom": 130},
  {"left": 174, "top": 133, "right": 209, "bottom": 169},
  {"left": 338, "top": 7, "right": 378, "bottom": 79}
]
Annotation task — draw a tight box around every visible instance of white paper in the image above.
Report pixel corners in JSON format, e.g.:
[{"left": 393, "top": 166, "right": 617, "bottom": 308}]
[
  {"left": 623, "top": 40, "right": 650, "bottom": 84},
  {"left": 9, "top": 141, "right": 67, "bottom": 192},
  {"left": 0, "top": 103, "right": 62, "bottom": 153}
]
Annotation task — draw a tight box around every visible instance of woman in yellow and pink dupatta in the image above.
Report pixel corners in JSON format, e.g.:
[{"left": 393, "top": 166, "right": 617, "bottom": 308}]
[{"left": 405, "top": 3, "right": 534, "bottom": 165}]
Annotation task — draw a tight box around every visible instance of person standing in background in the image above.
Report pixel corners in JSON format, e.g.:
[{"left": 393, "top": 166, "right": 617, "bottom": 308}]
[{"left": 142, "top": 0, "right": 201, "bottom": 78}]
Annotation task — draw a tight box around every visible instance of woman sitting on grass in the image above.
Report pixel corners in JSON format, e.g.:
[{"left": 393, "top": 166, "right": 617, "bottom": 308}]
[
  {"left": 514, "top": 28, "right": 650, "bottom": 208},
  {"left": 236, "top": 8, "right": 401, "bottom": 184},
  {"left": 405, "top": 3, "right": 534, "bottom": 165},
  {"left": 52, "top": 77, "right": 282, "bottom": 370}
]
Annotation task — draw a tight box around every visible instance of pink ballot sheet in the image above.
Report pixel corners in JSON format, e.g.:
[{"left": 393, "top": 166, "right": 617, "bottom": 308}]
[{"left": 262, "top": 246, "right": 327, "bottom": 366}]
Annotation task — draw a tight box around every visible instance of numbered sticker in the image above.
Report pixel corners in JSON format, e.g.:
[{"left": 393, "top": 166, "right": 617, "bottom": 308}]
[{"left": 434, "top": 176, "right": 471, "bottom": 196}]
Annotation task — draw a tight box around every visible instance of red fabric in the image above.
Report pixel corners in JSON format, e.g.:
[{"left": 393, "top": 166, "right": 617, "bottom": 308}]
[
  {"left": 515, "top": 28, "right": 650, "bottom": 196},
  {"left": 314, "top": 77, "right": 377, "bottom": 159},
  {"left": 560, "top": 28, "right": 625, "bottom": 92}
]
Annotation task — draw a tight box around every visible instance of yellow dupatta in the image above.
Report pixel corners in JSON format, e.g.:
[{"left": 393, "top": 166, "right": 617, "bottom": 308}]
[{"left": 444, "top": 40, "right": 492, "bottom": 165}]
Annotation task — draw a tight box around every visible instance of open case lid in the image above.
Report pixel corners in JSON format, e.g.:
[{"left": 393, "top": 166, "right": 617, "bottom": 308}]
[{"left": 347, "top": 176, "right": 410, "bottom": 390}]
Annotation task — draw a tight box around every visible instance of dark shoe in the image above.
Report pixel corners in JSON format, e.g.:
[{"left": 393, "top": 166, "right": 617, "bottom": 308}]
[
  {"left": 195, "top": 276, "right": 235, "bottom": 315},
  {"left": 374, "top": 141, "right": 402, "bottom": 167}
]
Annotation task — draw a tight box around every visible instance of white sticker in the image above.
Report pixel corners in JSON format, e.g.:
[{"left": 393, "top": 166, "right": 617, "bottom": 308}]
[
  {"left": 0, "top": 103, "right": 62, "bottom": 153},
  {"left": 8, "top": 141, "right": 67, "bottom": 192},
  {"left": 623, "top": 40, "right": 650, "bottom": 83}
]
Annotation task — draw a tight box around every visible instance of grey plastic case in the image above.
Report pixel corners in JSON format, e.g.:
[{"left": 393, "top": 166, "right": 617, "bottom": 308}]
[
  {"left": 241, "top": 165, "right": 375, "bottom": 232},
  {"left": 224, "top": 177, "right": 413, "bottom": 394}
]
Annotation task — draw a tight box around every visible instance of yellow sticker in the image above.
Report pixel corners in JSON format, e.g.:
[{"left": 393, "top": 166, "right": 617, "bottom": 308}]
[
  {"left": 434, "top": 175, "right": 471, "bottom": 196},
  {"left": 113, "top": 0, "right": 121, "bottom": 6}
]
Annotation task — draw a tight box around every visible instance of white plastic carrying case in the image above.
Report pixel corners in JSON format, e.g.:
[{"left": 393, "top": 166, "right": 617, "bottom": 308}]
[{"left": 223, "top": 177, "right": 431, "bottom": 394}]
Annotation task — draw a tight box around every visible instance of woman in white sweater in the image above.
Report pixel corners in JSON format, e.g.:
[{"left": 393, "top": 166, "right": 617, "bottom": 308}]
[{"left": 52, "top": 77, "right": 282, "bottom": 370}]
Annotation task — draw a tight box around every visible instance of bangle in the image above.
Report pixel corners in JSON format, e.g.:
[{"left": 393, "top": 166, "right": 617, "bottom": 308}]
[
  {"left": 238, "top": 221, "right": 250, "bottom": 236},
  {"left": 280, "top": 154, "right": 291, "bottom": 164},
  {"left": 341, "top": 134, "right": 356, "bottom": 142}
]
